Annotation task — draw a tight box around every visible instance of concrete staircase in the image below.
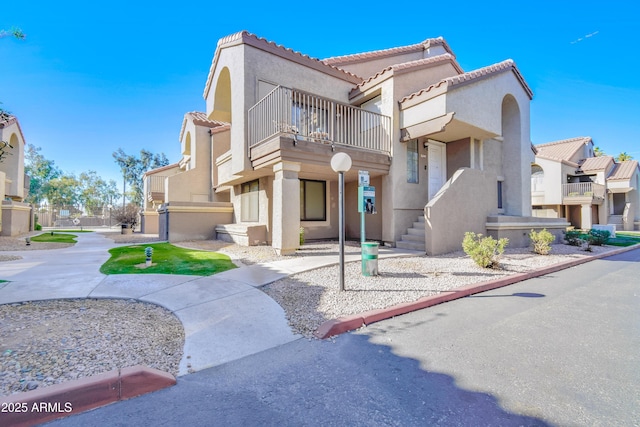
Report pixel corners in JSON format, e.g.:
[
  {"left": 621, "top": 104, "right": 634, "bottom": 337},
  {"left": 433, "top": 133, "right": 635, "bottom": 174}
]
[
  {"left": 608, "top": 215, "right": 623, "bottom": 229},
  {"left": 396, "top": 215, "right": 426, "bottom": 252}
]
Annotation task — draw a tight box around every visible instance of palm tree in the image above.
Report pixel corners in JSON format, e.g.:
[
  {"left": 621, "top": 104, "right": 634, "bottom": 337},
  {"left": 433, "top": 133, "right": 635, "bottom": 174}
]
[
  {"left": 616, "top": 152, "right": 633, "bottom": 162},
  {"left": 593, "top": 146, "right": 605, "bottom": 157}
]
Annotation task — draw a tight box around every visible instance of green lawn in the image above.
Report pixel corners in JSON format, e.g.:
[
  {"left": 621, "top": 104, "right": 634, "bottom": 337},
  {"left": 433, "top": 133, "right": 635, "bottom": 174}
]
[
  {"left": 608, "top": 231, "right": 640, "bottom": 247},
  {"left": 31, "top": 232, "right": 79, "bottom": 244},
  {"left": 100, "top": 243, "right": 237, "bottom": 276}
]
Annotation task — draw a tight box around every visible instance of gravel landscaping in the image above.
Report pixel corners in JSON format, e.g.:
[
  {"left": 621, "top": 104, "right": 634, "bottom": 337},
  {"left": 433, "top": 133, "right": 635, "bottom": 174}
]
[
  {"left": 0, "top": 229, "right": 629, "bottom": 397},
  {"left": 0, "top": 299, "right": 184, "bottom": 396},
  {"left": 0, "top": 232, "right": 74, "bottom": 254},
  {"left": 261, "top": 243, "right": 619, "bottom": 337}
]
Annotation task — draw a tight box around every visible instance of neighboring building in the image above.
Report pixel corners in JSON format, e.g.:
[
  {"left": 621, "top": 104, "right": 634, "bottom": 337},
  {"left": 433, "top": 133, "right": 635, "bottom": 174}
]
[
  {"left": 532, "top": 137, "right": 640, "bottom": 231},
  {"left": 0, "top": 113, "right": 31, "bottom": 236},
  {"left": 145, "top": 31, "right": 565, "bottom": 255}
]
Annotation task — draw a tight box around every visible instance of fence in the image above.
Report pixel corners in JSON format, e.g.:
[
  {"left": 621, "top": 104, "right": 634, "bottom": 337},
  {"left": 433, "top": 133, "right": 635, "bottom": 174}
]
[{"left": 35, "top": 203, "right": 118, "bottom": 228}]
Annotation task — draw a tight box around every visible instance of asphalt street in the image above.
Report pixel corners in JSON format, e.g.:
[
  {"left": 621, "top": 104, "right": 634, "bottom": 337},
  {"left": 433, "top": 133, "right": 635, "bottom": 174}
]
[{"left": 48, "top": 248, "right": 640, "bottom": 426}]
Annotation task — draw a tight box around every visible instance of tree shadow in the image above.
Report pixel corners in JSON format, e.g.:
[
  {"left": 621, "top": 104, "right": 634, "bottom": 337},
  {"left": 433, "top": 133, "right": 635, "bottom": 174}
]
[{"left": 49, "top": 332, "right": 552, "bottom": 426}]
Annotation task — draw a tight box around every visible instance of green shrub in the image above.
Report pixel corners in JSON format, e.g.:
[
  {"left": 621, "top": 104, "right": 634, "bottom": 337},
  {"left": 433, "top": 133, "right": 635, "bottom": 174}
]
[
  {"left": 530, "top": 228, "right": 555, "bottom": 255},
  {"left": 299, "top": 227, "right": 305, "bottom": 245},
  {"left": 586, "top": 229, "right": 610, "bottom": 246},
  {"left": 34, "top": 223, "right": 42, "bottom": 231},
  {"left": 462, "top": 232, "right": 509, "bottom": 268},
  {"left": 564, "top": 229, "right": 582, "bottom": 246}
]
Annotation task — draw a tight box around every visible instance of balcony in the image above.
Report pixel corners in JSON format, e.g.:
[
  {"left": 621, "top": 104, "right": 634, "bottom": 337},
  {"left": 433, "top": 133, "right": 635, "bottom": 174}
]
[
  {"left": 562, "top": 182, "right": 605, "bottom": 205},
  {"left": 248, "top": 86, "right": 391, "bottom": 156},
  {"left": 146, "top": 175, "right": 166, "bottom": 204}
]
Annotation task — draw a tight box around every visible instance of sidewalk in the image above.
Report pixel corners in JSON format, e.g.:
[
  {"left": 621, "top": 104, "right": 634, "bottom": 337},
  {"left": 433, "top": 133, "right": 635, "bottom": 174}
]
[
  {"left": 0, "top": 233, "right": 419, "bottom": 375},
  {"left": 3, "top": 233, "right": 638, "bottom": 426},
  {"left": 4, "top": 233, "right": 635, "bottom": 375}
]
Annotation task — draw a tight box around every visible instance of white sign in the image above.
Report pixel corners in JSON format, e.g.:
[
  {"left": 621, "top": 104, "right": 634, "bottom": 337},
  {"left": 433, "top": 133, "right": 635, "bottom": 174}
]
[{"left": 358, "top": 170, "right": 370, "bottom": 186}]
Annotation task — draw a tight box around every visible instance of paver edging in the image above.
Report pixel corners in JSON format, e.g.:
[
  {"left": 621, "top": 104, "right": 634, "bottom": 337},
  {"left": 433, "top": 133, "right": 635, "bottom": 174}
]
[
  {"left": 314, "top": 244, "right": 640, "bottom": 339},
  {"left": 0, "top": 365, "right": 175, "bottom": 426}
]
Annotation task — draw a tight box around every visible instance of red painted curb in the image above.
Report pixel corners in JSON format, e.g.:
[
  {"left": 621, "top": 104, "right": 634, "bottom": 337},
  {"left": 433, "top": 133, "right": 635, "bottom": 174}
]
[
  {"left": 0, "top": 365, "right": 176, "bottom": 426},
  {"left": 315, "top": 244, "right": 640, "bottom": 339}
]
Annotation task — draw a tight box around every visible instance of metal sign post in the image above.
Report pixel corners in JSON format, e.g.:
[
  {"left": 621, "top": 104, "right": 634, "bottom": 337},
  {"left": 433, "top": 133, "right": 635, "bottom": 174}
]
[
  {"left": 358, "top": 171, "right": 369, "bottom": 243},
  {"left": 357, "top": 182, "right": 378, "bottom": 277}
]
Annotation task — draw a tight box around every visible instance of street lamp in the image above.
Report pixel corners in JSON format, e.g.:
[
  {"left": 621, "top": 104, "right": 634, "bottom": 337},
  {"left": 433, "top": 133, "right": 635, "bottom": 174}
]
[{"left": 331, "top": 152, "right": 352, "bottom": 292}]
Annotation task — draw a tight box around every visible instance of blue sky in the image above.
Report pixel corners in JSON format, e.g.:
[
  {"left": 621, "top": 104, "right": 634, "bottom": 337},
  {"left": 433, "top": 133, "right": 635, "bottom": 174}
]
[{"left": 2, "top": 0, "right": 639, "bottom": 188}]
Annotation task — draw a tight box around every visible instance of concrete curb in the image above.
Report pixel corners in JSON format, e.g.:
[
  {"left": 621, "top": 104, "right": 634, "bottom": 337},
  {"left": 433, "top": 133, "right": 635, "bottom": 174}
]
[
  {"left": 314, "top": 244, "right": 640, "bottom": 339},
  {"left": 0, "top": 365, "right": 176, "bottom": 426}
]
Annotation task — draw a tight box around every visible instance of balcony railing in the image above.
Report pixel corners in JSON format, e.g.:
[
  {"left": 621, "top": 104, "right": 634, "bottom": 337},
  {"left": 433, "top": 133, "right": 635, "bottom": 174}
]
[
  {"left": 145, "top": 175, "right": 166, "bottom": 202},
  {"left": 146, "top": 175, "right": 166, "bottom": 193},
  {"left": 248, "top": 86, "right": 391, "bottom": 155},
  {"left": 563, "top": 182, "right": 605, "bottom": 198}
]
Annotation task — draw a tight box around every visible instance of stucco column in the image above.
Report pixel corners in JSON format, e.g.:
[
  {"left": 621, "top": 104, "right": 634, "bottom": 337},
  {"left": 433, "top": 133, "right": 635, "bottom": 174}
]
[
  {"left": 272, "top": 161, "right": 301, "bottom": 255},
  {"left": 581, "top": 203, "right": 592, "bottom": 229}
]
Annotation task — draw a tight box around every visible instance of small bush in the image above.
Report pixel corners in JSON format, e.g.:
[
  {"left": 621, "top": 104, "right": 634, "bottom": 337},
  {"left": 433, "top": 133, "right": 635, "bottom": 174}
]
[
  {"left": 299, "top": 227, "right": 305, "bottom": 245},
  {"left": 34, "top": 223, "right": 42, "bottom": 231},
  {"left": 564, "top": 229, "right": 582, "bottom": 246},
  {"left": 462, "top": 232, "right": 509, "bottom": 268},
  {"left": 530, "top": 228, "right": 555, "bottom": 255},
  {"left": 113, "top": 203, "right": 140, "bottom": 228},
  {"left": 586, "top": 229, "right": 610, "bottom": 246}
]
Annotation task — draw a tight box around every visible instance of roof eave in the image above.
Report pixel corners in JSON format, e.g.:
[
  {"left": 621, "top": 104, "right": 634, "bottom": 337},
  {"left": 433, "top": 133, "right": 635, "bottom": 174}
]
[{"left": 204, "top": 31, "right": 363, "bottom": 99}]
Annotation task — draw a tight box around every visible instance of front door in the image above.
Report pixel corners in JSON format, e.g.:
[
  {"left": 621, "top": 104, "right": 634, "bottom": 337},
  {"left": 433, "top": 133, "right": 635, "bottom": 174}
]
[{"left": 427, "top": 141, "right": 447, "bottom": 200}]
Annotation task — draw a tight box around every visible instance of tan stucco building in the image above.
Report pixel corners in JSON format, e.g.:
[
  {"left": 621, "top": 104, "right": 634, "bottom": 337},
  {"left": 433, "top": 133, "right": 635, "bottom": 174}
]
[
  {"left": 143, "top": 31, "right": 563, "bottom": 255},
  {"left": 532, "top": 137, "right": 640, "bottom": 231},
  {"left": 0, "top": 114, "right": 31, "bottom": 236}
]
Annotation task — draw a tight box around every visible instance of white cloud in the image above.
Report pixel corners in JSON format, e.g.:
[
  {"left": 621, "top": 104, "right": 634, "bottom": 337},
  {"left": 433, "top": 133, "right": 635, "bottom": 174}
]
[{"left": 571, "top": 30, "right": 599, "bottom": 44}]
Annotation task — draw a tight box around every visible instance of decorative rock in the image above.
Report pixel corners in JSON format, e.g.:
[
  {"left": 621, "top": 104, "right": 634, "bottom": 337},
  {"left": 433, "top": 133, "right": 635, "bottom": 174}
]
[{"left": 0, "top": 299, "right": 185, "bottom": 397}]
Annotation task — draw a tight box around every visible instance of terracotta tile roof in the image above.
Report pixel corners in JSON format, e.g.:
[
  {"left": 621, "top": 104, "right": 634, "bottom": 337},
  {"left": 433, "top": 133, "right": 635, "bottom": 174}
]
[
  {"left": 186, "top": 112, "right": 228, "bottom": 128},
  {"left": 179, "top": 112, "right": 230, "bottom": 142},
  {"left": 144, "top": 162, "right": 180, "bottom": 177},
  {"left": 578, "top": 155, "right": 614, "bottom": 172},
  {"left": 0, "top": 113, "right": 17, "bottom": 128},
  {"left": 535, "top": 137, "right": 592, "bottom": 163},
  {"left": 323, "top": 37, "right": 454, "bottom": 66},
  {"left": 608, "top": 160, "right": 639, "bottom": 180},
  {"left": 203, "top": 31, "right": 363, "bottom": 98},
  {"left": 349, "top": 54, "right": 463, "bottom": 99},
  {"left": 399, "top": 59, "right": 533, "bottom": 108},
  {"left": 0, "top": 114, "right": 26, "bottom": 145}
]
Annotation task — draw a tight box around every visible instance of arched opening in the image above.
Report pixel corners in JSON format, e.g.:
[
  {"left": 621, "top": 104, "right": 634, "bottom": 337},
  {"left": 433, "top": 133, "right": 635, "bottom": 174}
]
[
  {"left": 210, "top": 67, "right": 232, "bottom": 123},
  {"left": 5, "top": 133, "right": 20, "bottom": 177},
  {"left": 531, "top": 164, "right": 544, "bottom": 194},
  {"left": 183, "top": 131, "right": 191, "bottom": 156},
  {"left": 501, "top": 94, "right": 523, "bottom": 215}
]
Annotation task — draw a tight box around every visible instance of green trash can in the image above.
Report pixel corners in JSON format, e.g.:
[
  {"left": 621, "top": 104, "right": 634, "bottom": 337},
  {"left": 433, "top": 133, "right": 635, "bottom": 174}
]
[{"left": 361, "top": 242, "right": 379, "bottom": 276}]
